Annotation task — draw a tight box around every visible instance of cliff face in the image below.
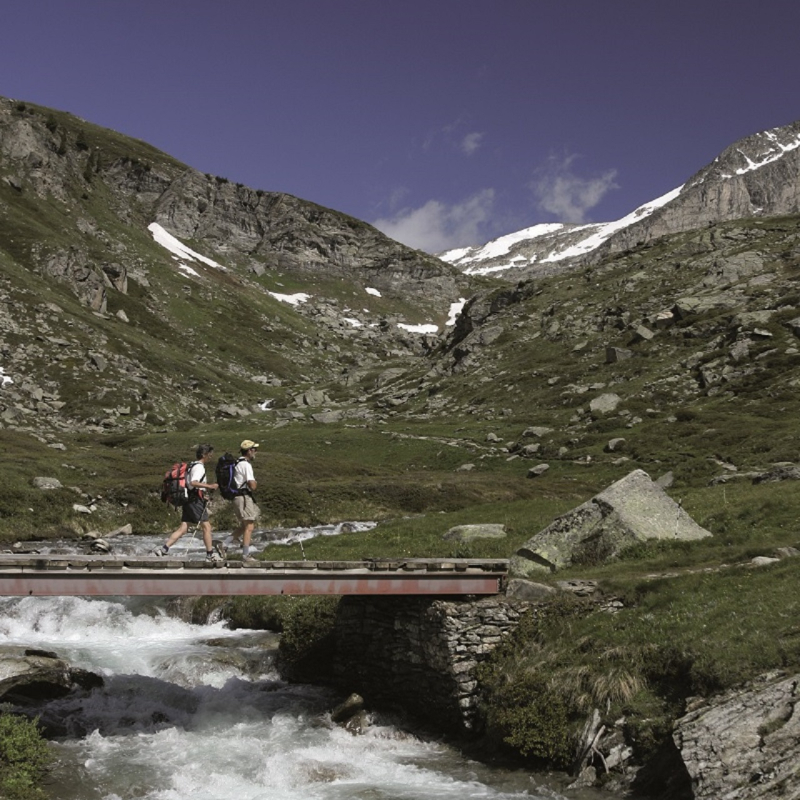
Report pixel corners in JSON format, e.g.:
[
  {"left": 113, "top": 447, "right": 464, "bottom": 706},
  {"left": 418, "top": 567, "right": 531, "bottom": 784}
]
[
  {"left": 0, "top": 97, "right": 468, "bottom": 306},
  {"left": 592, "top": 121, "right": 800, "bottom": 260}
]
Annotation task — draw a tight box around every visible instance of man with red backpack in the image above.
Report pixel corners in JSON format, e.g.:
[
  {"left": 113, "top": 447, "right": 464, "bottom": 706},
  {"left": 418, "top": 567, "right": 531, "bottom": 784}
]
[{"left": 154, "top": 444, "right": 221, "bottom": 564}]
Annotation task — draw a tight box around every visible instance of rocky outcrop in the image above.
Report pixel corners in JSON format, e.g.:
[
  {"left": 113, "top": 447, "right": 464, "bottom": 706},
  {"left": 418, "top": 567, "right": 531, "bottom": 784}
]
[
  {"left": 0, "top": 97, "right": 467, "bottom": 310},
  {"left": 0, "top": 648, "right": 103, "bottom": 704},
  {"left": 152, "top": 176, "right": 467, "bottom": 305},
  {"left": 674, "top": 671, "right": 800, "bottom": 799},
  {"left": 592, "top": 122, "right": 800, "bottom": 262},
  {"left": 512, "top": 470, "right": 712, "bottom": 574},
  {"left": 0, "top": 96, "right": 479, "bottom": 435}
]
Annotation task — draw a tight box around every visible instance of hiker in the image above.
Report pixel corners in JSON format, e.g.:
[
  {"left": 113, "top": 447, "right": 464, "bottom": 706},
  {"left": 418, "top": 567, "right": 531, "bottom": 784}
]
[
  {"left": 154, "top": 444, "right": 222, "bottom": 564},
  {"left": 231, "top": 439, "right": 261, "bottom": 561}
]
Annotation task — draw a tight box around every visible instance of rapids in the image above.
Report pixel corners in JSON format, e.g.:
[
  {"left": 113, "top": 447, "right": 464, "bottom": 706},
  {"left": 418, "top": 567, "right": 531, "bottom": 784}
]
[{"left": 0, "top": 524, "right": 614, "bottom": 800}]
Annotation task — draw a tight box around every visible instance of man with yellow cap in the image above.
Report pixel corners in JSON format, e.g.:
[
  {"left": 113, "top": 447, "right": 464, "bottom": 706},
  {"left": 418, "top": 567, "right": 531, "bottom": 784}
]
[{"left": 232, "top": 439, "right": 261, "bottom": 561}]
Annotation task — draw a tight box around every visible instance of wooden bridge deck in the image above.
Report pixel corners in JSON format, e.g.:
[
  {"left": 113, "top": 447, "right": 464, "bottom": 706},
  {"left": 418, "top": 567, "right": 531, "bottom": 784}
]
[{"left": 0, "top": 555, "right": 509, "bottom": 597}]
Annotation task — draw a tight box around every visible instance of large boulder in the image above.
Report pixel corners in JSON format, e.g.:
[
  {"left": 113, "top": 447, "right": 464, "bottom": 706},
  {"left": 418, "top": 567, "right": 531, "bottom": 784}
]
[
  {"left": 673, "top": 671, "right": 800, "bottom": 800},
  {"left": 0, "top": 648, "right": 103, "bottom": 704},
  {"left": 512, "top": 469, "right": 711, "bottom": 574}
]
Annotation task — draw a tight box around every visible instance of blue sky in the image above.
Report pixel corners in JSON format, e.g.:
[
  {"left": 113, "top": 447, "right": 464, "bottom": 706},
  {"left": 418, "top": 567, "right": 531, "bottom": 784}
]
[{"left": 3, "top": 0, "right": 799, "bottom": 252}]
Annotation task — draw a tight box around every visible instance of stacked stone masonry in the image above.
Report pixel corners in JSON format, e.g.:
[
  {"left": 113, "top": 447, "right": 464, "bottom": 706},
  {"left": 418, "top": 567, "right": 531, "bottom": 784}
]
[{"left": 332, "top": 596, "right": 530, "bottom": 733}]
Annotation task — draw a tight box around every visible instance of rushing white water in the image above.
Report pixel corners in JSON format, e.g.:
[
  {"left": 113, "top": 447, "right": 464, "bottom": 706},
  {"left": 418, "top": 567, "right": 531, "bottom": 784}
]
[
  {"left": 0, "top": 595, "right": 592, "bottom": 800},
  {"left": 14, "top": 521, "right": 379, "bottom": 559},
  {"left": 0, "top": 524, "right": 612, "bottom": 800}
]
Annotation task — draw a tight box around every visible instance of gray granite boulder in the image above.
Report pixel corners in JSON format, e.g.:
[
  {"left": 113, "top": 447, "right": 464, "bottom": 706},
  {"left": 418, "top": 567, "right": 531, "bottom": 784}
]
[{"left": 512, "top": 469, "right": 711, "bottom": 574}]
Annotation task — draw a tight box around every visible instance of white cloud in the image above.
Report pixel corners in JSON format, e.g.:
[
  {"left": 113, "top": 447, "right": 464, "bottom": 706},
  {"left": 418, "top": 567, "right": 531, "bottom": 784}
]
[
  {"left": 461, "top": 132, "right": 485, "bottom": 156},
  {"left": 373, "top": 189, "right": 495, "bottom": 253},
  {"left": 531, "top": 154, "right": 618, "bottom": 223}
]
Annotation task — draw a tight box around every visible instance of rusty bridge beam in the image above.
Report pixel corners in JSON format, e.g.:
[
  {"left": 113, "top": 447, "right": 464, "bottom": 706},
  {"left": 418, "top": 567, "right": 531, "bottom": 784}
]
[{"left": 0, "top": 556, "right": 509, "bottom": 597}]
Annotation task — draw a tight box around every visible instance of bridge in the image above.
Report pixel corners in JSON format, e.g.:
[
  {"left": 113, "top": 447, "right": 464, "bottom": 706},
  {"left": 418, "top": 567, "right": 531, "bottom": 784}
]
[{"left": 0, "top": 555, "right": 509, "bottom": 597}]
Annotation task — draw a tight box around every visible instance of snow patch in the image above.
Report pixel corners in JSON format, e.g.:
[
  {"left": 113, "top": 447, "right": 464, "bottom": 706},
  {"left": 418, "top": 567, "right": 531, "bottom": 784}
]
[
  {"left": 365, "top": 287, "right": 382, "bottom": 297},
  {"left": 177, "top": 263, "right": 201, "bottom": 278},
  {"left": 441, "top": 223, "right": 565, "bottom": 266},
  {"left": 442, "top": 184, "right": 684, "bottom": 275},
  {"left": 268, "top": 292, "right": 310, "bottom": 306},
  {"left": 398, "top": 323, "right": 438, "bottom": 334},
  {"left": 0, "top": 367, "right": 12, "bottom": 387},
  {"left": 447, "top": 298, "right": 466, "bottom": 326},
  {"left": 542, "top": 185, "right": 683, "bottom": 263},
  {"left": 147, "top": 223, "right": 226, "bottom": 276},
  {"left": 731, "top": 131, "right": 800, "bottom": 176}
]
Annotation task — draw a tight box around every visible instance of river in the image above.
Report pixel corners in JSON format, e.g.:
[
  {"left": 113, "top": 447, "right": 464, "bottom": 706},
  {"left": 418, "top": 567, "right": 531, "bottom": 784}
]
[{"left": 0, "top": 525, "right": 612, "bottom": 800}]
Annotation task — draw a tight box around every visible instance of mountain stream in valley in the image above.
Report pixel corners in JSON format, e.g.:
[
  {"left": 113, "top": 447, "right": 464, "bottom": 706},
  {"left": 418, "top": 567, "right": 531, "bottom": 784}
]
[{"left": 0, "top": 524, "right": 614, "bottom": 800}]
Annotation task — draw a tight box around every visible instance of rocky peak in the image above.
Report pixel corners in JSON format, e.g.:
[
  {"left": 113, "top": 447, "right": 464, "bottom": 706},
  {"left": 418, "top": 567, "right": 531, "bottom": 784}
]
[
  {"left": 590, "top": 119, "right": 800, "bottom": 260},
  {"left": 442, "top": 118, "right": 800, "bottom": 280}
]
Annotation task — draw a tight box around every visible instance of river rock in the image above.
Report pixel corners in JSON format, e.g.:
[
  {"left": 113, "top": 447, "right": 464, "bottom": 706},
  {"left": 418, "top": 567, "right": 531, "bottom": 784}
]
[
  {"left": 0, "top": 649, "right": 103, "bottom": 703},
  {"left": 105, "top": 523, "right": 133, "bottom": 538},
  {"left": 330, "top": 692, "right": 371, "bottom": 733},
  {"left": 527, "top": 464, "right": 550, "bottom": 478},
  {"left": 589, "top": 393, "right": 621, "bottom": 416},
  {"left": 512, "top": 469, "right": 712, "bottom": 574},
  {"left": 606, "top": 347, "right": 633, "bottom": 363},
  {"left": 522, "top": 426, "right": 553, "bottom": 438},
  {"left": 674, "top": 671, "right": 800, "bottom": 800}
]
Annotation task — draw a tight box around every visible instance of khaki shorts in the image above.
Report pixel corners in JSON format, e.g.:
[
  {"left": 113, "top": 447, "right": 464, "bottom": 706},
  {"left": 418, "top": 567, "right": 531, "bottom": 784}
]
[{"left": 233, "top": 494, "right": 260, "bottom": 523}]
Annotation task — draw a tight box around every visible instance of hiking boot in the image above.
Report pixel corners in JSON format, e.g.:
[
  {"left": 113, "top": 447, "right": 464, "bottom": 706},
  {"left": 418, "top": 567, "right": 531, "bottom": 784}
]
[
  {"left": 205, "top": 551, "right": 224, "bottom": 566},
  {"left": 152, "top": 547, "right": 167, "bottom": 557},
  {"left": 212, "top": 540, "right": 227, "bottom": 559}
]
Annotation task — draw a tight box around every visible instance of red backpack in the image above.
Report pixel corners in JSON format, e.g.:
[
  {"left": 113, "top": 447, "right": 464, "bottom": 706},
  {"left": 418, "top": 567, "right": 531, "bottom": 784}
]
[{"left": 161, "top": 461, "right": 194, "bottom": 506}]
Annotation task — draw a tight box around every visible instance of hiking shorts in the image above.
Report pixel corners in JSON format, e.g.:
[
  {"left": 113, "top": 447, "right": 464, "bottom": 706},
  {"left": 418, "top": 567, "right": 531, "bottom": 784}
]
[
  {"left": 181, "top": 497, "right": 209, "bottom": 524},
  {"left": 233, "top": 494, "right": 260, "bottom": 523}
]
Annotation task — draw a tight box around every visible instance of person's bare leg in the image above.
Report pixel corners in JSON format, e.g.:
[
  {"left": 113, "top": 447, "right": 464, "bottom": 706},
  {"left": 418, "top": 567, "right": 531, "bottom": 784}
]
[
  {"left": 242, "top": 521, "right": 255, "bottom": 557},
  {"left": 165, "top": 522, "right": 189, "bottom": 549},
  {"left": 201, "top": 521, "right": 213, "bottom": 552}
]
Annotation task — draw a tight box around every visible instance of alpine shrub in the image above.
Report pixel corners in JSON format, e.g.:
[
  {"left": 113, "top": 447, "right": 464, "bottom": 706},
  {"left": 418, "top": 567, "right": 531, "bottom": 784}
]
[{"left": 0, "top": 713, "right": 51, "bottom": 800}]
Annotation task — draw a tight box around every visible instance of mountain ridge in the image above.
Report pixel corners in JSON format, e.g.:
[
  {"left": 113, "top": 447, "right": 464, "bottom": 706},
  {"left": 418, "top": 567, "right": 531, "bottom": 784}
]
[
  {"left": 441, "top": 119, "right": 800, "bottom": 280},
  {"left": 0, "top": 95, "right": 488, "bottom": 435}
]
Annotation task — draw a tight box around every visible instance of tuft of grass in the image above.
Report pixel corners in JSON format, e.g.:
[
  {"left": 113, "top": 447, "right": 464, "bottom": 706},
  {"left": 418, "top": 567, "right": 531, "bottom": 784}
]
[{"left": 478, "top": 558, "right": 800, "bottom": 766}]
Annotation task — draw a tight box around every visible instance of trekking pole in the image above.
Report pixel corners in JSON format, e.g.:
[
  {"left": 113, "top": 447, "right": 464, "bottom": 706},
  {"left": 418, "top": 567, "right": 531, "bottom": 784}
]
[{"left": 183, "top": 524, "right": 200, "bottom": 555}]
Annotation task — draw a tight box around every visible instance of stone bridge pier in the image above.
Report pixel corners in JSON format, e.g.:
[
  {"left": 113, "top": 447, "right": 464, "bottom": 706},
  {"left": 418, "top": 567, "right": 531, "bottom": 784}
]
[{"left": 329, "top": 595, "right": 530, "bottom": 733}]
